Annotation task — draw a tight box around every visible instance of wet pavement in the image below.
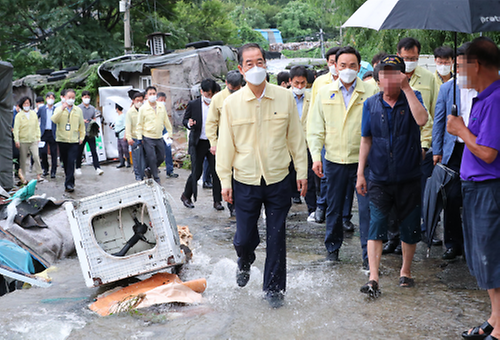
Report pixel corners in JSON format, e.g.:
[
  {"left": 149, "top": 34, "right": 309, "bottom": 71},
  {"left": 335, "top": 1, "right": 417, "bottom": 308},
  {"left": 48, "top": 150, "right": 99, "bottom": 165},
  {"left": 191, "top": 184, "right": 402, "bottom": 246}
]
[{"left": 0, "top": 163, "right": 491, "bottom": 339}]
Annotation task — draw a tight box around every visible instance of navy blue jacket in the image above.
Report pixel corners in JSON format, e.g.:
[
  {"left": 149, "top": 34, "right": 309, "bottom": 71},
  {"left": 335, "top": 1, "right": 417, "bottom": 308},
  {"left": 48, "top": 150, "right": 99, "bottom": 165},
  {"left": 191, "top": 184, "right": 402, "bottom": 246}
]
[
  {"left": 364, "top": 91, "right": 422, "bottom": 184},
  {"left": 37, "top": 105, "right": 57, "bottom": 139}
]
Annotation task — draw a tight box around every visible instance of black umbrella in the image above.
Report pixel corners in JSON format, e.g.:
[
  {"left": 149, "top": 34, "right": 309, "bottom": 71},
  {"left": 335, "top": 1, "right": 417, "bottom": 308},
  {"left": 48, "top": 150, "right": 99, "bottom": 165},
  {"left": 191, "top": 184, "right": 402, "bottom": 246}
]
[
  {"left": 422, "top": 163, "right": 457, "bottom": 252},
  {"left": 342, "top": 0, "right": 500, "bottom": 115}
]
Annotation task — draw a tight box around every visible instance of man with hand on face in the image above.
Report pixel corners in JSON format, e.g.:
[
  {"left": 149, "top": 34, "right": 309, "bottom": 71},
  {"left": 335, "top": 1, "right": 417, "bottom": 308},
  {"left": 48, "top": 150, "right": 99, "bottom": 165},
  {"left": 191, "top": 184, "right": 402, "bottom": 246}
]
[
  {"left": 51, "top": 89, "right": 85, "bottom": 192},
  {"left": 126, "top": 92, "right": 145, "bottom": 181},
  {"left": 180, "top": 78, "right": 224, "bottom": 211},
  {"left": 357, "top": 56, "right": 428, "bottom": 297},
  {"left": 217, "top": 43, "right": 307, "bottom": 308},
  {"left": 137, "top": 86, "right": 173, "bottom": 184},
  {"left": 308, "top": 46, "right": 377, "bottom": 269}
]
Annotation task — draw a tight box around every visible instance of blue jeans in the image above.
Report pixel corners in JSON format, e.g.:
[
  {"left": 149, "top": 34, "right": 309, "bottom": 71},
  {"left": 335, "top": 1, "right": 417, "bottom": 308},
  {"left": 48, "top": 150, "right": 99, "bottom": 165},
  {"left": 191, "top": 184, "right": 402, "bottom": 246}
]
[
  {"left": 164, "top": 140, "right": 174, "bottom": 175},
  {"left": 324, "top": 160, "right": 370, "bottom": 261}
]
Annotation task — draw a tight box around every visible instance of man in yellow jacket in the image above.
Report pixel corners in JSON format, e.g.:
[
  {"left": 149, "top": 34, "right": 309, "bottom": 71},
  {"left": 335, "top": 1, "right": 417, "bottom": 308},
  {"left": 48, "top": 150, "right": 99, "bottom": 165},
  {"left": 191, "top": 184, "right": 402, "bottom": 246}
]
[
  {"left": 308, "top": 46, "right": 378, "bottom": 268},
  {"left": 137, "top": 86, "right": 173, "bottom": 184},
  {"left": 217, "top": 43, "right": 307, "bottom": 308},
  {"left": 51, "top": 89, "right": 85, "bottom": 192}
]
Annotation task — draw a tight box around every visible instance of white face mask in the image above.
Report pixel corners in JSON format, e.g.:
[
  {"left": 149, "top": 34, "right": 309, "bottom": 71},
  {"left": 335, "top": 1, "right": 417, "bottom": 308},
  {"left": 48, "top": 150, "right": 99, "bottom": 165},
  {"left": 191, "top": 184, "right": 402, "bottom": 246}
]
[
  {"left": 134, "top": 102, "right": 142, "bottom": 109},
  {"left": 244, "top": 66, "right": 267, "bottom": 86},
  {"left": 66, "top": 99, "right": 75, "bottom": 106},
  {"left": 82, "top": 98, "right": 91, "bottom": 105},
  {"left": 23, "top": 106, "right": 30, "bottom": 112},
  {"left": 338, "top": 68, "right": 358, "bottom": 84},
  {"left": 292, "top": 87, "right": 305, "bottom": 96},
  {"left": 404, "top": 61, "right": 418, "bottom": 73},
  {"left": 148, "top": 95, "right": 157, "bottom": 103},
  {"left": 329, "top": 65, "right": 338, "bottom": 77},
  {"left": 203, "top": 96, "right": 212, "bottom": 104},
  {"left": 47, "top": 98, "right": 55, "bottom": 106},
  {"left": 436, "top": 64, "right": 451, "bottom": 76}
]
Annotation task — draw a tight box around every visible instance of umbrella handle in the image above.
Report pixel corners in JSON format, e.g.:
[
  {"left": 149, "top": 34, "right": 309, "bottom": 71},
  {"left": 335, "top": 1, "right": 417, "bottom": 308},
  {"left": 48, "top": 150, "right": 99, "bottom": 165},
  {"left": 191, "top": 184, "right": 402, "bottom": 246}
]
[{"left": 451, "top": 104, "right": 458, "bottom": 116}]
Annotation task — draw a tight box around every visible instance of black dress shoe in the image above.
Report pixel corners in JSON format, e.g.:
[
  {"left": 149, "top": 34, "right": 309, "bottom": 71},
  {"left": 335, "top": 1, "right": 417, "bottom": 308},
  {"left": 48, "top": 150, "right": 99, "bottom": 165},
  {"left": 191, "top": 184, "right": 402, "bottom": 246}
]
[
  {"left": 43, "top": 171, "right": 48, "bottom": 177},
  {"left": 50, "top": 173, "right": 56, "bottom": 179},
  {"left": 315, "top": 207, "right": 325, "bottom": 223},
  {"left": 394, "top": 243, "right": 402, "bottom": 255},
  {"left": 442, "top": 247, "right": 462, "bottom": 260},
  {"left": 292, "top": 197, "right": 302, "bottom": 204},
  {"left": 432, "top": 238, "right": 443, "bottom": 246},
  {"left": 213, "top": 201, "right": 224, "bottom": 211},
  {"left": 180, "top": 194, "right": 194, "bottom": 208},
  {"left": 382, "top": 241, "right": 398, "bottom": 254},
  {"left": 203, "top": 181, "right": 213, "bottom": 189},
  {"left": 343, "top": 220, "right": 355, "bottom": 232},
  {"left": 326, "top": 250, "right": 339, "bottom": 262},
  {"left": 265, "top": 291, "right": 284, "bottom": 308},
  {"left": 167, "top": 172, "right": 179, "bottom": 178},
  {"left": 236, "top": 262, "right": 251, "bottom": 287},
  {"left": 65, "top": 185, "right": 74, "bottom": 192},
  {"left": 116, "top": 164, "right": 125, "bottom": 168},
  {"left": 144, "top": 167, "right": 152, "bottom": 179}
]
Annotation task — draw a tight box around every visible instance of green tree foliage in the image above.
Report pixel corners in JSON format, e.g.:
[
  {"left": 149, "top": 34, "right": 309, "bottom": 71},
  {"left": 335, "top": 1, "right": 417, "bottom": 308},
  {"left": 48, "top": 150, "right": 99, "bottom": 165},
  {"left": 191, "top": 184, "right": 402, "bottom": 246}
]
[
  {"left": 9, "top": 50, "right": 53, "bottom": 80},
  {"left": 230, "top": 5, "right": 268, "bottom": 29},
  {"left": 274, "top": 1, "right": 318, "bottom": 40}
]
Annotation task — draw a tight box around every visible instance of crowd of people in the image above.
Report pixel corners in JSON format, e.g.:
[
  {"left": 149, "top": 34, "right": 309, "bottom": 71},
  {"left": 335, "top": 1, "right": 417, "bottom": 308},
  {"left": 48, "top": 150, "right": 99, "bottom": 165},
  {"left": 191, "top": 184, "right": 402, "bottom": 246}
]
[{"left": 10, "top": 36, "right": 500, "bottom": 337}]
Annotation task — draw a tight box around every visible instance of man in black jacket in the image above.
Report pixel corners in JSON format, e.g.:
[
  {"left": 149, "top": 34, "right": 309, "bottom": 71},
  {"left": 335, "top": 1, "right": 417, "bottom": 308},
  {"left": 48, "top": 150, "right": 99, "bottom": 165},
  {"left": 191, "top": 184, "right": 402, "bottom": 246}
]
[{"left": 180, "top": 79, "right": 224, "bottom": 210}]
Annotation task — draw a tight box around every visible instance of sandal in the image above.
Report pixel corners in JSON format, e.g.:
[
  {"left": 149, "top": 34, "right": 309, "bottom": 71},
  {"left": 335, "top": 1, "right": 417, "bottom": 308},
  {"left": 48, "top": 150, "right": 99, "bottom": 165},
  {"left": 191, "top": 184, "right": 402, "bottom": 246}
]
[
  {"left": 360, "top": 280, "right": 381, "bottom": 298},
  {"left": 462, "top": 321, "right": 493, "bottom": 339},
  {"left": 399, "top": 276, "right": 415, "bottom": 287}
]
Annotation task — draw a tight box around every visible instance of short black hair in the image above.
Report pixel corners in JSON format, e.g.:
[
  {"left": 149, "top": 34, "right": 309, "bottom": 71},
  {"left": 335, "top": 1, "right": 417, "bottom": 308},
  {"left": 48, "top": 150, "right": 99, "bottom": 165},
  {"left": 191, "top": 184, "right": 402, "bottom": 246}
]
[
  {"left": 397, "top": 37, "right": 421, "bottom": 54},
  {"left": 60, "top": 89, "right": 67, "bottom": 97},
  {"left": 457, "top": 42, "right": 471, "bottom": 57},
  {"left": 81, "top": 90, "right": 91, "bottom": 97},
  {"left": 115, "top": 103, "right": 123, "bottom": 111},
  {"left": 307, "top": 69, "right": 317, "bottom": 84},
  {"left": 290, "top": 66, "right": 308, "bottom": 80},
  {"left": 325, "top": 47, "right": 340, "bottom": 62},
  {"left": 434, "top": 46, "right": 454, "bottom": 59},
  {"left": 362, "top": 71, "right": 373, "bottom": 81},
  {"left": 157, "top": 92, "right": 166, "bottom": 99},
  {"left": 144, "top": 86, "right": 157, "bottom": 94},
  {"left": 18, "top": 96, "right": 31, "bottom": 107},
  {"left": 336, "top": 46, "right": 361, "bottom": 65},
  {"left": 132, "top": 92, "right": 144, "bottom": 100},
  {"left": 466, "top": 36, "right": 500, "bottom": 69},
  {"left": 315, "top": 69, "right": 329, "bottom": 78},
  {"left": 66, "top": 89, "right": 76, "bottom": 95},
  {"left": 200, "top": 78, "right": 217, "bottom": 93},
  {"left": 373, "top": 64, "right": 382, "bottom": 82},
  {"left": 371, "top": 51, "right": 388, "bottom": 66},
  {"left": 35, "top": 96, "right": 44, "bottom": 103},
  {"left": 46, "top": 91, "right": 55, "bottom": 98},
  {"left": 277, "top": 71, "right": 290, "bottom": 85},
  {"left": 238, "top": 43, "right": 266, "bottom": 66},
  {"left": 266, "top": 72, "right": 270, "bottom": 82},
  {"left": 226, "top": 70, "right": 243, "bottom": 87}
]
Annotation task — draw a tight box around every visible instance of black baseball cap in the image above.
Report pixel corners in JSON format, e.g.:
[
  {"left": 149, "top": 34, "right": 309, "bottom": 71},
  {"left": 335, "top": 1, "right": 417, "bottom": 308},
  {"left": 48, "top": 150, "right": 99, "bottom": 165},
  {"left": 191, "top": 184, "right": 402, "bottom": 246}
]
[{"left": 379, "top": 55, "right": 405, "bottom": 73}]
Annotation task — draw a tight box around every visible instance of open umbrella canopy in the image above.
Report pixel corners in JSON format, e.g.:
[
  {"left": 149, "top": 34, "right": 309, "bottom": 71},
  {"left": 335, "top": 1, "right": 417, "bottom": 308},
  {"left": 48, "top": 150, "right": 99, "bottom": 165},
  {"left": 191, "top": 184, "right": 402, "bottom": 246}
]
[{"left": 342, "top": 0, "right": 500, "bottom": 34}]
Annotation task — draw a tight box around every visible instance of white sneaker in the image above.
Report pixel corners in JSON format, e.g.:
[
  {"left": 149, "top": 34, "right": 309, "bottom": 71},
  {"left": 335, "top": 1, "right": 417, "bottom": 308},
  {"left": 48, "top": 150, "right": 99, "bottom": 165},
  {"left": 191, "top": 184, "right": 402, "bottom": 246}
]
[
  {"left": 75, "top": 168, "right": 82, "bottom": 176},
  {"left": 307, "top": 212, "right": 316, "bottom": 222},
  {"left": 96, "top": 168, "right": 104, "bottom": 176}
]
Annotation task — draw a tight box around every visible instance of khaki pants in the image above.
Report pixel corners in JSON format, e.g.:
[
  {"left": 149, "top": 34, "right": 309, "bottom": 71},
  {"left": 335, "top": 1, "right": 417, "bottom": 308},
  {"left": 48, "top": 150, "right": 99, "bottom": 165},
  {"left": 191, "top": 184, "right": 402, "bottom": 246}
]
[{"left": 19, "top": 141, "right": 42, "bottom": 178}]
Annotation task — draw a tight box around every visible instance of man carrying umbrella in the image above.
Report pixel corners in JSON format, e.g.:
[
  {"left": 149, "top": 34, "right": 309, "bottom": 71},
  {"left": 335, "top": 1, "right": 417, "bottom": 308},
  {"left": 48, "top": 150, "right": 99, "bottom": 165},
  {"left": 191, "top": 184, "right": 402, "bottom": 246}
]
[
  {"left": 432, "top": 42, "right": 476, "bottom": 260},
  {"left": 447, "top": 37, "right": 500, "bottom": 340},
  {"left": 357, "top": 55, "right": 428, "bottom": 297}
]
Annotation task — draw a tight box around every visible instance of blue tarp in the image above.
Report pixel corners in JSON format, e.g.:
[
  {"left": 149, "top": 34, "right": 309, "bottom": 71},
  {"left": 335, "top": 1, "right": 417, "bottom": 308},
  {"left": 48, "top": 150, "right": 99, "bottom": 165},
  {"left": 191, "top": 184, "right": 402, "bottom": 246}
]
[{"left": 0, "top": 240, "right": 35, "bottom": 274}]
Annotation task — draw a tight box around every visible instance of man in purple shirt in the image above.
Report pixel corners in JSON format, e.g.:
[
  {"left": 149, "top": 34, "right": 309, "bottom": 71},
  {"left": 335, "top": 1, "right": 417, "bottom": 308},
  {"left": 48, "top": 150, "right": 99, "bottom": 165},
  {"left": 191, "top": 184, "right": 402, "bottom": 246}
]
[{"left": 447, "top": 37, "right": 500, "bottom": 340}]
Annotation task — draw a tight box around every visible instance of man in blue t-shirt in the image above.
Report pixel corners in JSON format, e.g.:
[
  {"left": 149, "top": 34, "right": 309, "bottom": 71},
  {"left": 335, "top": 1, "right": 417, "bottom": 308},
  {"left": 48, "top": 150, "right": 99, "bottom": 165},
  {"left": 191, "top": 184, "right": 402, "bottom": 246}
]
[{"left": 356, "top": 55, "right": 428, "bottom": 298}]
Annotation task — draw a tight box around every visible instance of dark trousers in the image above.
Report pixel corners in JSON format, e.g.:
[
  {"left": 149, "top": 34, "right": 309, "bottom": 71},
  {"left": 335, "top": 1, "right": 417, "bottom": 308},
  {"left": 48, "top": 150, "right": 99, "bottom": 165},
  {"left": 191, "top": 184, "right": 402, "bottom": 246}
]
[
  {"left": 233, "top": 176, "right": 292, "bottom": 293},
  {"left": 117, "top": 138, "right": 129, "bottom": 165},
  {"left": 76, "top": 135, "right": 100, "bottom": 169},
  {"left": 443, "top": 143, "right": 464, "bottom": 250},
  {"left": 324, "top": 160, "right": 370, "bottom": 259},
  {"left": 164, "top": 140, "right": 174, "bottom": 175},
  {"left": 58, "top": 142, "right": 78, "bottom": 189},
  {"left": 420, "top": 149, "right": 435, "bottom": 232},
  {"left": 316, "top": 147, "right": 328, "bottom": 209},
  {"left": 142, "top": 137, "right": 165, "bottom": 184},
  {"left": 305, "top": 150, "right": 317, "bottom": 213},
  {"left": 183, "top": 139, "right": 221, "bottom": 202},
  {"left": 343, "top": 180, "right": 355, "bottom": 222},
  {"left": 202, "top": 157, "right": 212, "bottom": 184},
  {"left": 12, "top": 138, "right": 20, "bottom": 172},
  {"left": 40, "top": 130, "right": 58, "bottom": 175},
  {"left": 289, "top": 162, "right": 300, "bottom": 199}
]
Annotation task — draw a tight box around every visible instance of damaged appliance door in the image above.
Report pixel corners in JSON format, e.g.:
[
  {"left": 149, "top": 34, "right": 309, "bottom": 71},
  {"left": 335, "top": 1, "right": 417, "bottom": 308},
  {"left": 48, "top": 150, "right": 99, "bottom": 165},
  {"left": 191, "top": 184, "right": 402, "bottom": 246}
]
[{"left": 65, "top": 180, "right": 185, "bottom": 288}]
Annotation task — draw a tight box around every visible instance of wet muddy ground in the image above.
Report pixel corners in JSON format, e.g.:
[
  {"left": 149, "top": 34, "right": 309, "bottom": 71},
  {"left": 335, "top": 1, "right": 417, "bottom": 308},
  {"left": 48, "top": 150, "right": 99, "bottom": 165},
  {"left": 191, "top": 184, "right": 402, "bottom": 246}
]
[{"left": 0, "top": 163, "right": 490, "bottom": 339}]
